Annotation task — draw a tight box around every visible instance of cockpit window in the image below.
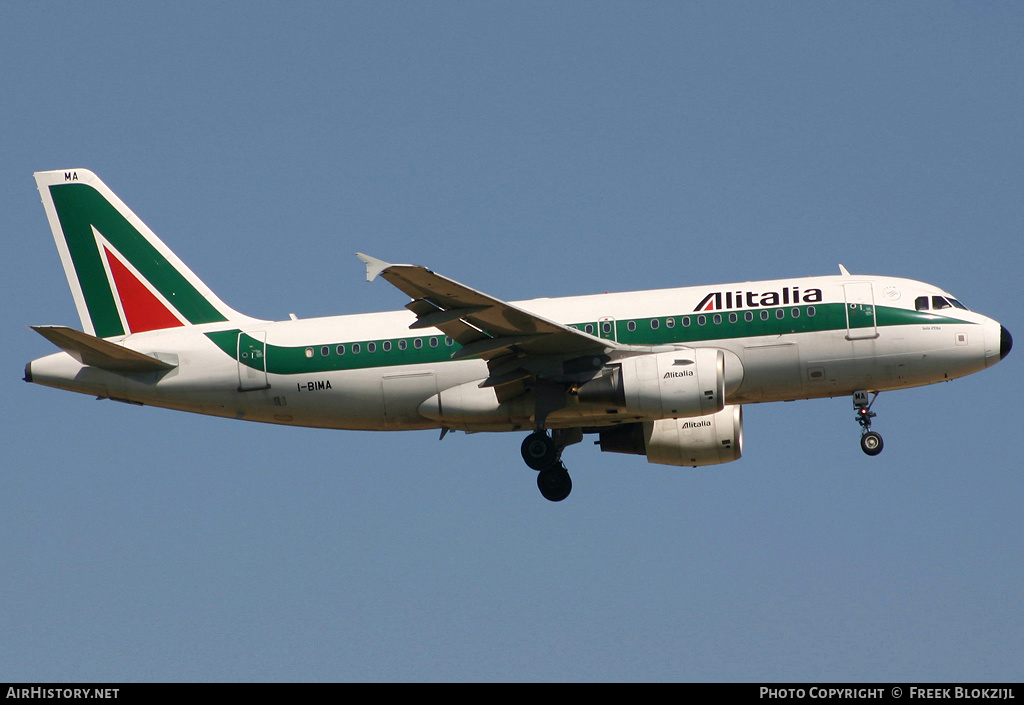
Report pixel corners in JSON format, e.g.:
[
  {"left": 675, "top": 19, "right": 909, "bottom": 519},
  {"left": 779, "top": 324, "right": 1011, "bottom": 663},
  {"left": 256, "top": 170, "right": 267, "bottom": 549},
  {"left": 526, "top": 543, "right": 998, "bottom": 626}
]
[{"left": 916, "top": 295, "right": 969, "bottom": 312}]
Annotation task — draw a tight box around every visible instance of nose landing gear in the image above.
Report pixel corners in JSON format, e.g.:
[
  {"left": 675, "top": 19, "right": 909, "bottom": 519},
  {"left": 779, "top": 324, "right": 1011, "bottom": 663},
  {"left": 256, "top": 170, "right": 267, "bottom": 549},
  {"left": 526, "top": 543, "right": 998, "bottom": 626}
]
[{"left": 853, "top": 390, "right": 883, "bottom": 456}]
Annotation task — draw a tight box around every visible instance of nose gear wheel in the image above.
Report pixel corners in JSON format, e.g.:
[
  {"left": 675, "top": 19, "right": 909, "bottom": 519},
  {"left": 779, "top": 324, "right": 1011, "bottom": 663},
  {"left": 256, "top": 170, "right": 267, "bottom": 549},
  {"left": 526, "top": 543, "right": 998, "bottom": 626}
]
[
  {"left": 860, "top": 431, "right": 883, "bottom": 456},
  {"left": 853, "top": 390, "right": 884, "bottom": 456}
]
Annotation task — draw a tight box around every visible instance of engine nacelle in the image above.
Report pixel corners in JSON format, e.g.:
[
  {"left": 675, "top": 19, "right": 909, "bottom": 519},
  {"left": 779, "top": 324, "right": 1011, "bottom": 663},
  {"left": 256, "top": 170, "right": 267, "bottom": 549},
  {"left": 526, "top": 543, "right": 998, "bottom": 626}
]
[
  {"left": 597, "top": 405, "right": 743, "bottom": 467},
  {"left": 577, "top": 347, "right": 742, "bottom": 420}
]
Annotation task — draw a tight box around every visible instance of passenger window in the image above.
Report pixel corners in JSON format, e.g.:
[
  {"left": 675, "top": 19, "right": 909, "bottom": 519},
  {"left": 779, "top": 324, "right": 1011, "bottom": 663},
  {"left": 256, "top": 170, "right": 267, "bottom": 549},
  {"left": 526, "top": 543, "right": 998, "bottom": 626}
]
[
  {"left": 915, "top": 296, "right": 929, "bottom": 311},
  {"left": 352, "top": 343, "right": 361, "bottom": 354},
  {"left": 414, "top": 339, "right": 423, "bottom": 349},
  {"left": 728, "top": 313, "right": 738, "bottom": 323},
  {"left": 304, "top": 347, "right": 314, "bottom": 359},
  {"left": 713, "top": 314, "right": 722, "bottom": 325},
  {"left": 651, "top": 319, "right": 659, "bottom": 330},
  {"left": 383, "top": 341, "right": 392, "bottom": 352},
  {"left": 666, "top": 317, "right": 674, "bottom": 328},
  {"left": 321, "top": 346, "right": 330, "bottom": 357},
  {"left": 760, "top": 310, "right": 769, "bottom": 321},
  {"left": 791, "top": 308, "right": 800, "bottom": 318},
  {"left": 398, "top": 340, "right": 407, "bottom": 350},
  {"left": 367, "top": 342, "right": 377, "bottom": 353},
  {"left": 776, "top": 309, "right": 785, "bottom": 319},
  {"left": 627, "top": 321, "right": 637, "bottom": 332},
  {"left": 682, "top": 317, "right": 690, "bottom": 327},
  {"left": 932, "top": 296, "right": 952, "bottom": 310},
  {"left": 807, "top": 306, "right": 815, "bottom": 317},
  {"left": 744, "top": 311, "right": 753, "bottom": 322},
  {"left": 336, "top": 345, "right": 346, "bottom": 355},
  {"left": 697, "top": 315, "right": 707, "bottom": 326}
]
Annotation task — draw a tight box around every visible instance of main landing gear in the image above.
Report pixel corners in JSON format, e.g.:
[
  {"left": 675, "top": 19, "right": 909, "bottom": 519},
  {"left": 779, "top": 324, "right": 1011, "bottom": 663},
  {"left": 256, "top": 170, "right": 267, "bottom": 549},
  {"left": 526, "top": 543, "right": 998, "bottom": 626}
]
[
  {"left": 521, "top": 430, "right": 574, "bottom": 502},
  {"left": 853, "top": 390, "right": 883, "bottom": 456}
]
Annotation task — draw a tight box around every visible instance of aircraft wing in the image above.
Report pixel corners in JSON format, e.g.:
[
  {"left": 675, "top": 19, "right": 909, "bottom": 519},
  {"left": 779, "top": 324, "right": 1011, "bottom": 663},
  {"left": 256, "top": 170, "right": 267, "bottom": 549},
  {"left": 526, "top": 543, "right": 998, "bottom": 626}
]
[{"left": 357, "top": 253, "right": 624, "bottom": 393}]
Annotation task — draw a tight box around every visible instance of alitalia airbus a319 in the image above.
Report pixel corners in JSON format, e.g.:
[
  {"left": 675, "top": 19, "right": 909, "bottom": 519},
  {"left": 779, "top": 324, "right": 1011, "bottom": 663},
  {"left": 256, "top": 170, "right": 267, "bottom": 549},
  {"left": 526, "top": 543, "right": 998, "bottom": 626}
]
[{"left": 25, "top": 169, "right": 1012, "bottom": 501}]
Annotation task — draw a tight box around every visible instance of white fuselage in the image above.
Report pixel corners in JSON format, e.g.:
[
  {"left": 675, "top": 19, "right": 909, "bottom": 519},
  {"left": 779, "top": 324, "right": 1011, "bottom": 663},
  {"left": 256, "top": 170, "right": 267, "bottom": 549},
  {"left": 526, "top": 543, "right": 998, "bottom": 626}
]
[{"left": 27, "top": 273, "right": 1005, "bottom": 433}]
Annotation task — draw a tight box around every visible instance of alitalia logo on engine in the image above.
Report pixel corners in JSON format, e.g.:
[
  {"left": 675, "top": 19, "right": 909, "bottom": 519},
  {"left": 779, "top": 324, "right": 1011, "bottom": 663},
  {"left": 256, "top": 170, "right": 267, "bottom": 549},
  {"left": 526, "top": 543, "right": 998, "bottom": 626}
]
[
  {"left": 693, "top": 286, "right": 821, "bottom": 312},
  {"left": 679, "top": 419, "right": 712, "bottom": 429}
]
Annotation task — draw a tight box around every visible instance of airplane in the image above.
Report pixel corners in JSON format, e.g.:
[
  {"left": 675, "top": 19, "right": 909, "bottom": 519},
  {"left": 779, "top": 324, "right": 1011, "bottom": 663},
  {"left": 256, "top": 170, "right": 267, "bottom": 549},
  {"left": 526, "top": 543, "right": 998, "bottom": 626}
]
[{"left": 25, "top": 168, "right": 1013, "bottom": 501}]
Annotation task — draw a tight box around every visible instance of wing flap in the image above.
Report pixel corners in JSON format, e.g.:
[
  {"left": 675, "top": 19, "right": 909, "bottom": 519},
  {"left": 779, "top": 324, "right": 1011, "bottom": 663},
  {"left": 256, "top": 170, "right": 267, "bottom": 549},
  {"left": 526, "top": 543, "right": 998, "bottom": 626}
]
[{"left": 408, "top": 305, "right": 490, "bottom": 330}]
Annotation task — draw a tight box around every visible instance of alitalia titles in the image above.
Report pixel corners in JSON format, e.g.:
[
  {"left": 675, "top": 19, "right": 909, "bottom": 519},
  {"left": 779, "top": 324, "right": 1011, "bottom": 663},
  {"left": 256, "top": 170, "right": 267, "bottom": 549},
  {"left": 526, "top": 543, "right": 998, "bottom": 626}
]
[
  {"left": 679, "top": 419, "right": 711, "bottom": 429},
  {"left": 694, "top": 286, "right": 821, "bottom": 312}
]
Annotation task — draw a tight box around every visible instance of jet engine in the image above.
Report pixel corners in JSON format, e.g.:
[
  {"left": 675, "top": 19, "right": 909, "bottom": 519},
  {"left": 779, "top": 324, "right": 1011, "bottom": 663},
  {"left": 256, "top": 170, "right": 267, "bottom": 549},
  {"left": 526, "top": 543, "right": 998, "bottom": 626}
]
[
  {"left": 576, "top": 347, "right": 742, "bottom": 420},
  {"left": 597, "top": 405, "right": 743, "bottom": 466}
]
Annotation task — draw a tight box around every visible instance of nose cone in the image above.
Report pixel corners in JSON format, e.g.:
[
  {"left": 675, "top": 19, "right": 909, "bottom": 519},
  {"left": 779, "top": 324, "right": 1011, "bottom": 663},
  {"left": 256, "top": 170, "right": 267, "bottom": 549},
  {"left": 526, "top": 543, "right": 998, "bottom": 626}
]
[{"left": 1001, "top": 325, "right": 1013, "bottom": 360}]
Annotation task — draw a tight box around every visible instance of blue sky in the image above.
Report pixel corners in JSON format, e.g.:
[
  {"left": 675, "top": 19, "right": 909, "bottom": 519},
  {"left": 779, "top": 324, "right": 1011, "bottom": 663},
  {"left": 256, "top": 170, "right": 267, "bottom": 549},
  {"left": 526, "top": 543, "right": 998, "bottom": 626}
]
[{"left": 2, "top": 2, "right": 1021, "bottom": 682}]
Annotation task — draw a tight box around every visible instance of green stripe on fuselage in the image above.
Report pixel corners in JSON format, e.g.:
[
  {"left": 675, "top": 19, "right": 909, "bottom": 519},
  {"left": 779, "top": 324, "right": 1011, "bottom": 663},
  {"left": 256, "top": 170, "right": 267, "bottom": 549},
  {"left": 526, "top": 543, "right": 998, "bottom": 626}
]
[
  {"left": 206, "top": 329, "right": 458, "bottom": 374},
  {"left": 208, "top": 304, "right": 972, "bottom": 376}
]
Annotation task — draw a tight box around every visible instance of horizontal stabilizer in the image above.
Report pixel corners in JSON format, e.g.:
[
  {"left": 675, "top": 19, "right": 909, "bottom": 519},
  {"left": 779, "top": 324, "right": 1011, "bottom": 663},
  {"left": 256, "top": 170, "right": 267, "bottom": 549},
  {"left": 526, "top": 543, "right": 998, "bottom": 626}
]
[{"left": 30, "top": 325, "right": 176, "bottom": 372}]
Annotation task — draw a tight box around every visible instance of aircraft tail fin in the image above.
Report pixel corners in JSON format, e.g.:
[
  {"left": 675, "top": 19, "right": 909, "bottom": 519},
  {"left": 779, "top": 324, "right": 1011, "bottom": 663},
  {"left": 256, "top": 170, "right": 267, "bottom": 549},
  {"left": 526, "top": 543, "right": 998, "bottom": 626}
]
[{"left": 34, "top": 169, "right": 252, "bottom": 338}]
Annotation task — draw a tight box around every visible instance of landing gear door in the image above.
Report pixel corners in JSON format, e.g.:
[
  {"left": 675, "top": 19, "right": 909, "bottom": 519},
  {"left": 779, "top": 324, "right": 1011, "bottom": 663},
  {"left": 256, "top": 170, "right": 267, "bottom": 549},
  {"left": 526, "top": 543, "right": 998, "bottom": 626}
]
[
  {"left": 237, "top": 330, "right": 270, "bottom": 391},
  {"left": 844, "top": 282, "right": 878, "bottom": 340}
]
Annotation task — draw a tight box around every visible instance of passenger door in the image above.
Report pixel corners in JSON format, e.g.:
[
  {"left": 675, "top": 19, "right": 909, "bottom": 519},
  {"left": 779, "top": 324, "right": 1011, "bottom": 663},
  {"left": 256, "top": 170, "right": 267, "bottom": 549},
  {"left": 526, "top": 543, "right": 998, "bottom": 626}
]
[{"left": 843, "top": 282, "right": 878, "bottom": 340}]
